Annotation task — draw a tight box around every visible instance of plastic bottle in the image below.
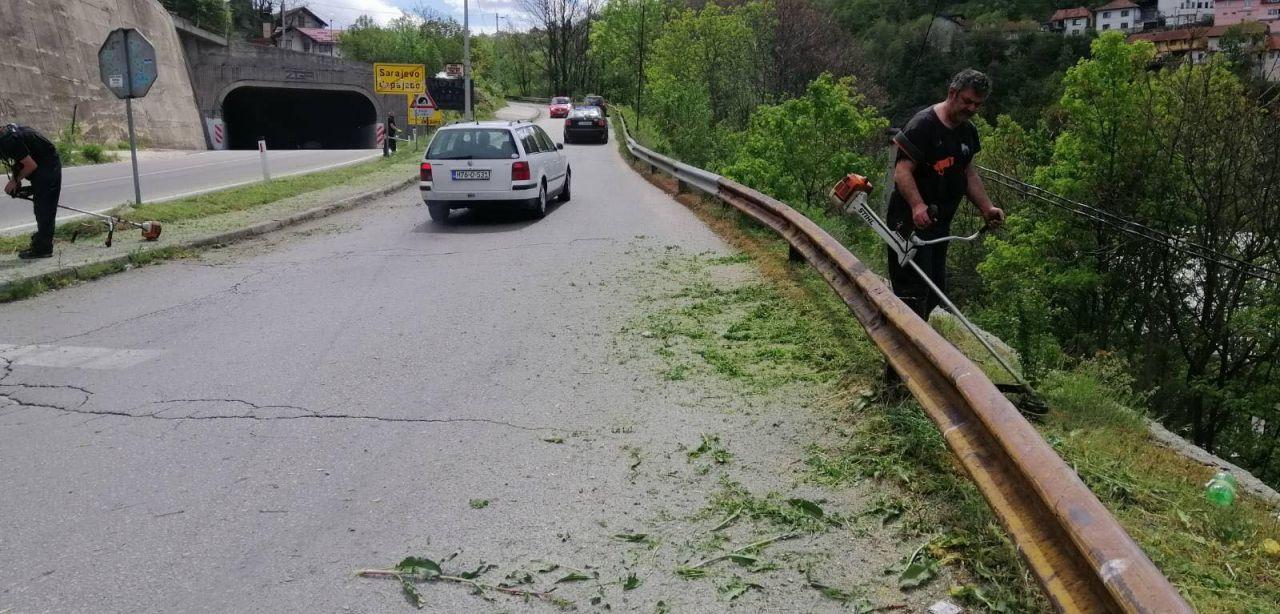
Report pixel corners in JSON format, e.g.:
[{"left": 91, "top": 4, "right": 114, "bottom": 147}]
[{"left": 1205, "top": 471, "right": 1238, "bottom": 507}]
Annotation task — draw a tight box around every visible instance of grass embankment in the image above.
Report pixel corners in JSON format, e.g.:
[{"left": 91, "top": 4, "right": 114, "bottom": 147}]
[
  {"left": 614, "top": 117, "right": 1280, "bottom": 612},
  {"left": 1, "top": 142, "right": 424, "bottom": 255},
  {"left": 0, "top": 142, "right": 424, "bottom": 303}
]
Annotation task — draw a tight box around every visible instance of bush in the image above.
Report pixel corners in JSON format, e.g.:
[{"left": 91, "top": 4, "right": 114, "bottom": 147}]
[{"left": 80, "top": 144, "right": 107, "bottom": 164}]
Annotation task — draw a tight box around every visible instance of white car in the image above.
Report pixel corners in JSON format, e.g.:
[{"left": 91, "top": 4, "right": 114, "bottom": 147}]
[{"left": 419, "top": 121, "right": 570, "bottom": 222}]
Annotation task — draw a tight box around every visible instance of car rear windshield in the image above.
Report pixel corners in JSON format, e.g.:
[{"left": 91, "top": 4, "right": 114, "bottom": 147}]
[
  {"left": 569, "top": 107, "right": 601, "bottom": 118},
  {"left": 426, "top": 129, "right": 518, "bottom": 160},
  {"left": 551, "top": 97, "right": 571, "bottom": 104},
  {"left": 584, "top": 96, "right": 604, "bottom": 105}
]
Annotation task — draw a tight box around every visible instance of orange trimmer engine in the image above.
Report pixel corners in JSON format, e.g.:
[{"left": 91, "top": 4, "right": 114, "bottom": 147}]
[
  {"left": 140, "top": 221, "right": 162, "bottom": 241},
  {"left": 827, "top": 173, "right": 874, "bottom": 214}
]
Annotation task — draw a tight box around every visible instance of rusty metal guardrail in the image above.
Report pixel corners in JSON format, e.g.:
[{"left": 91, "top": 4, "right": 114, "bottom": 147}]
[{"left": 612, "top": 109, "right": 1192, "bottom": 613}]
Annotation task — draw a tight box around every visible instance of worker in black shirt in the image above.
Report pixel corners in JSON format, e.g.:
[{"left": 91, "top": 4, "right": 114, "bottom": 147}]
[
  {"left": 1, "top": 124, "right": 62, "bottom": 259},
  {"left": 384, "top": 113, "right": 398, "bottom": 156},
  {"left": 884, "top": 69, "right": 1004, "bottom": 385}
]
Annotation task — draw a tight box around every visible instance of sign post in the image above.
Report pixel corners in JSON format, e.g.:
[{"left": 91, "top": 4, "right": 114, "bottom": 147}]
[{"left": 98, "top": 28, "right": 157, "bottom": 206}]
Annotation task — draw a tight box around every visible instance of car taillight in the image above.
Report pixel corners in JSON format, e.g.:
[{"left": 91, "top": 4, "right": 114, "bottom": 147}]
[
  {"left": 565, "top": 118, "right": 571, "bottom": 126},
  {"left": 596, "top": 119, "right": 606, "bottom": 127},
  {"left": 512, "top": 161, "right": 530, "bottom": 181},
  {"left": 419, "top": 162, "right": 432, "bottom": 181}
]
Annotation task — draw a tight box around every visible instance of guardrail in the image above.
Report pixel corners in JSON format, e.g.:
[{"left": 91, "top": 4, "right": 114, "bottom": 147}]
[{"left": 612, "top": 108, "right": 1191, "bottom": 613}]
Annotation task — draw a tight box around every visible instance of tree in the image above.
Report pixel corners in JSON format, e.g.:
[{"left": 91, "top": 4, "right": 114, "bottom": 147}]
[
  {"left": 518, "top": 0, "right": 600, "bottom": 95},
  {"left": 722, "top": 74, "right": 888, "bottom": 208},
  {"left": 160, "top": 0, "right": 232, "bottom": 33},
  {"left": 590, "top": 0, "right": 666, "bottom": 116},
  {"left": 978, "top": 34, "right": 1280, "bottom": 475}
]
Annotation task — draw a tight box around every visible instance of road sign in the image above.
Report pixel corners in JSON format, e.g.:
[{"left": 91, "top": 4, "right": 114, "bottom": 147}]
[
  {"left": 407, "top": 94, "right": 435, "bottom": 126},
  {"left": 374, "top": 63, "right": 426, "bottom": 95},
  {"left": 98, "top": 28, "right": 157, "bottom": 206},
  {"left": 424, "top": 78, "right": 475, "bottom": 111},
  {"left": 445, "top": 63, "right": 464, "bottom": 78},
  {"left": 98, "top": 28, "right": 157, "bottom": 99}
]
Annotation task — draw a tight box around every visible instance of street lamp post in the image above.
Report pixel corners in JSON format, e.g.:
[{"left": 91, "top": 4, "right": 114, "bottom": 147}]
[{"left": 464, "top": 0, "right": 472, "bottom": 121}]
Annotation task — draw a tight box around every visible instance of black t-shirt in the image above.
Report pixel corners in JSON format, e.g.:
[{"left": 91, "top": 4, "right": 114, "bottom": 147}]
[
  {"left": 0, "top": 125, "right": 59, "bottom": 172},
  {"left": 887, "top": 106, "right": 980, "bottom": 239}
]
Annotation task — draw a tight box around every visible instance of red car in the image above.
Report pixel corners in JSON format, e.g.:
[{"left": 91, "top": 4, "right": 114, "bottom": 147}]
[{"left": 548, "top": 96, "right": 572, "bottom": 118}]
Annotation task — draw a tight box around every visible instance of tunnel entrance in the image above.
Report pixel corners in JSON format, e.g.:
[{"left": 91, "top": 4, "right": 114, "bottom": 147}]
[{"left": 222, "top": 86, "right": 377, "bottom": 150}]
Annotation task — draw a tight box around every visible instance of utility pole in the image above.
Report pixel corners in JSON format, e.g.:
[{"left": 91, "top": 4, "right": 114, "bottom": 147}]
[
  {"left": 637, "top": 0, "right": 646, "bottom": 132},
  {"left": 464, "top": 0, "right": 472, "bottom": 121},
  {"left": 278, "top": 0, "right": 286, "bottom": 48}
]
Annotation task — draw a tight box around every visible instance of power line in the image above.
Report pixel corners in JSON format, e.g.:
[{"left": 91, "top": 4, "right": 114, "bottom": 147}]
[{"left": 978, "top": 166, "right": 1279, "bottom": 284}]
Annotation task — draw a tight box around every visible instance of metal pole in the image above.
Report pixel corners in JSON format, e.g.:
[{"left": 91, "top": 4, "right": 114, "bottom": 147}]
[
  {"left": 126, "top": 98, "right": 142, "bottom": 205},
  {"left": 123, "top": 33, "right": 142, "bottom": 205},
  {"left": 464, "top": 0, "right": 472, "bottom": 121}
]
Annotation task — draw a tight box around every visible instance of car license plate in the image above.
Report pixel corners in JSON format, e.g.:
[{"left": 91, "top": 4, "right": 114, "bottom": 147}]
[
  {"left": 576, "top": 121, "right": 594, "bottom": 126},
  {"left": 451, "top": 170, "right": 490, "bottom": 180}
]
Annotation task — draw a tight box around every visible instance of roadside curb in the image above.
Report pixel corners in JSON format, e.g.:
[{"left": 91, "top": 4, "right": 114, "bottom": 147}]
[{"left": 0, "top": 175, "right": 416, "bottom": 300}]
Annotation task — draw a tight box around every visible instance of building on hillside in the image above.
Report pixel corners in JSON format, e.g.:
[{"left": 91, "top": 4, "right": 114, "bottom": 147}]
[
  {"left": 1129, "top": 21, "right": 1280, "bottom": 79},
  {"left": 1215, "top": 0, "right": 1280, "bottom": 31},
  {"left": 1160, "top": 0, "right": 1216, "bottom": 26},
  {"left": 1049, "top": 7, "right": 1094, "bottom": 34},
  {"left": 272, "top": 7, "right": 342, "bottom": 57},
  {"left": 1095, "top": 0, "right": 1146, "bottom": 32}
]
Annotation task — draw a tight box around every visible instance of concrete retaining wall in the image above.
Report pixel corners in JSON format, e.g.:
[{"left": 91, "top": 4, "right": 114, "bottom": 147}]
[{"left": 0, "top": 0, "right": 205, "bottom": 149}]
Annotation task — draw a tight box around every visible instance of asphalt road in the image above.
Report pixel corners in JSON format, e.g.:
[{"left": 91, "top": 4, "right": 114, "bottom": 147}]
[
  {"left": 1, "top": 149, "right": 380, "bottom": 235},
  {"left": 0, "top": 104, "right": 914, "bottom": 612}
]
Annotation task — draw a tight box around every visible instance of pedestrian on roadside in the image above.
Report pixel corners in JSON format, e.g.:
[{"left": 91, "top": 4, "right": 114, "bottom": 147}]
[
  {"left": 883, "top": 69, "right": 1005, "bottom": 390},
  {"left": 1, "top": 123, "right": 62, "bottom": 260},
  {"left": 384, "top": 113, "right": 399, "bottom": 156}
]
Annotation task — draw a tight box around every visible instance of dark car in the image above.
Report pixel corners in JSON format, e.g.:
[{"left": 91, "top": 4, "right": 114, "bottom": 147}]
[
  {"left": 582, "top": 94, "right": 607, "bottom": 116},
  {"left": 563, "top": 106, "right": 608, "bottom": 144}
]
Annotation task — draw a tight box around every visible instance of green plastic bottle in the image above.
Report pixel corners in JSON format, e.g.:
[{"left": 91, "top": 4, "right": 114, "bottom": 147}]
[{"left": 1205, "top": 471, "right": 1238, "bottom": 507}]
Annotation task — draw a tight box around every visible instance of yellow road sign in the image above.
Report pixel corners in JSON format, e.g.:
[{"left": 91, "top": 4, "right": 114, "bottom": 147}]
[
  {"left": 406, "top": 94, "right": 434, "bottom": 125},
  {"left": 374, "top": 63, "right": 425, "bottom": 95}
]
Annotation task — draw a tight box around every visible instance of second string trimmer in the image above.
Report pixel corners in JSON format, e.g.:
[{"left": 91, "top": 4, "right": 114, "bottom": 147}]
[{"left": 5, "top": 172, "right": 161, "bottom": 247}]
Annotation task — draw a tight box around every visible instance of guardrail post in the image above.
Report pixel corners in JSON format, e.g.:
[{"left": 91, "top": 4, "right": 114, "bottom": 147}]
[
  {"left": 788, "top": 245, "right": 805, "bottom": 263},
  {"left": 258, "top": 138, "right": 271, "bottom": 182},
  {"left": 648, "top": 163, "right": 658, "bottom": 175},
  {"left": 676, "top": 178, "right": 691, "bottom": 195}
]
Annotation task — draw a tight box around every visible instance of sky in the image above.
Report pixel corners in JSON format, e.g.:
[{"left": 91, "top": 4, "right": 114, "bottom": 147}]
[{"left": 299, "top": 0, "right": 529, "bottom": 34}]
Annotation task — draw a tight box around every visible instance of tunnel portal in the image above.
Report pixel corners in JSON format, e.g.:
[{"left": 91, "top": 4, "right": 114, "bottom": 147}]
[{"left": 222, "top": 86, "right": 377, "bottom": 150}]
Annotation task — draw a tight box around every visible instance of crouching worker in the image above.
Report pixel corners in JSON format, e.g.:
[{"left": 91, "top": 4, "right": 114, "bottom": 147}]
[{"left": 1, "top": 123, "right": 61, "bottom": 259}]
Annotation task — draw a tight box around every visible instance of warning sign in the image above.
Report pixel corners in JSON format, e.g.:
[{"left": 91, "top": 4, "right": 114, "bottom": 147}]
[
  {"left": 407, "top": 92, "right": 437, "bottom": 125},
  {"left": 374, "top": 63, "right": 426, "bottom": 95}
]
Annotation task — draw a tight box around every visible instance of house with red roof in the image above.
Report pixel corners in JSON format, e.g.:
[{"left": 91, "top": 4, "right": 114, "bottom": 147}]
[
  {"left": 1094, "top": 0, "right": 1145, "bottom": 32},
  {"left": 1049, "top": 7, "right": 1094, "bottom": 35},
  {"left": 273, "top": 7, "right": 343, "bottom": 57}
]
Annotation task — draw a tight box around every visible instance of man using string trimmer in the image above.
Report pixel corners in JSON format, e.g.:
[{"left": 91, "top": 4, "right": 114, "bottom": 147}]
[
  {"left": 1, "top": 123, "right": 61, "bottom": 259},
  {"left": 885, "top": 69, "right": 1005, "bottom": 390}
]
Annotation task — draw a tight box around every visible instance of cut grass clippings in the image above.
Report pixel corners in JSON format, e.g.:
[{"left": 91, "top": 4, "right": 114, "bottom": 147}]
[{"left": 618, "top": 139, "right": 1280, "bottom": 611}]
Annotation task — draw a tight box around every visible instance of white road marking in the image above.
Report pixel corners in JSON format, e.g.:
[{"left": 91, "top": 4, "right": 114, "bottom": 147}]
[{"left": 0, "top": 344, "right": 166, "bottom": 370}]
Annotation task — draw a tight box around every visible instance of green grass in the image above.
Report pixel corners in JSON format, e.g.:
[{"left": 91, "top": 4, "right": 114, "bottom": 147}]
[{"left": 1, "top": 142, "right": 424, "bottom": 255}]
